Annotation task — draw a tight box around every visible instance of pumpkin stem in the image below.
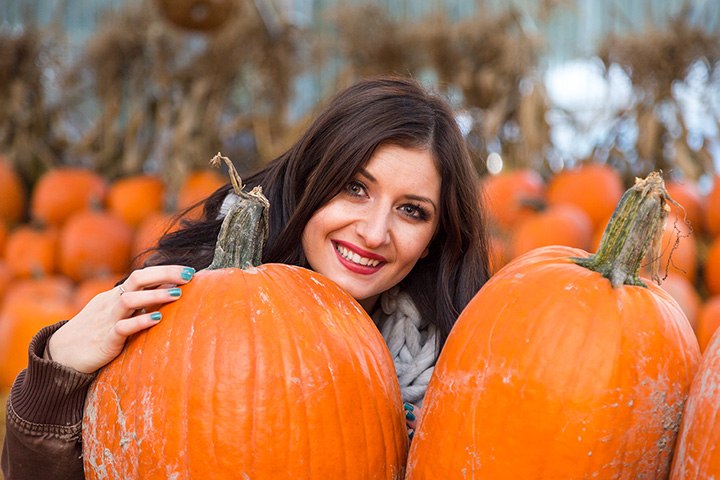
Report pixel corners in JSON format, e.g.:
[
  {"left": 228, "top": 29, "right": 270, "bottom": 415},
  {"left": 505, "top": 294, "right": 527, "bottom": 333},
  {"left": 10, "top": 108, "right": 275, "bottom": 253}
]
[
  {"left": 206, "top": 153, "right": 269, "bottom": 270},
  {"left": 571, "top": 171, "right": 671, "bottom": 289}
]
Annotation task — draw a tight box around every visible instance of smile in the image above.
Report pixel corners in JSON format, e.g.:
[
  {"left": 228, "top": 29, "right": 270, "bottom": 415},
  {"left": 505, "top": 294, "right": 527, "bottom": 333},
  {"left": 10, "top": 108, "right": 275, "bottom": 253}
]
[{"left": 335, "top": 243, "right": 382, "bottom": 267}]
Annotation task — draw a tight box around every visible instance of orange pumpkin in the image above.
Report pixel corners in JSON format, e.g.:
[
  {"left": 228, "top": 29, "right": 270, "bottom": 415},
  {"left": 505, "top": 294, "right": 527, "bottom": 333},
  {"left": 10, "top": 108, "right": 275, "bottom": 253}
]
[
  {"left": 511, "top": 203, "right": 593, "bottom": 259},
  {"left": 696, "top": 297, "right": 720, "bottom": 354},
  {"left": 0, "top": 222, "right": 7, "bottom": 255},
  {"left": 0, "top": 276, "right": 76, "bottom": 387},
  {"left": 107, "top": 174, "right": 166, "bottom": 228},
  {"left": 481, "top": 168, "right": 546, "bottom": 231},
  {"left": 705, "top": 237, "right": 720, "bottom": 297},
  {"left": 0, "top": 260, "right": 11, "bottom": 305},
  {"left": 82, "top": 175, "right": 407, "bottom": 479},
  {"left": 30, "top": 167, "right": 108, "bottom": 227},
  {"left": 652, "top": 217, "right": 697, "bottom": 283},
  {"left": 59, "top": 211, "right": 133, "bottom": 282},
  {"left": 670, "top": 296, "right": 720, "bottom": 478},
  {"left": 0, "top": 156, "right": 26, "bottom": 227},
  {"left": 546, "top": 163, "right": 624, "bottom": 229},
  {"left": 407, "top": 173, "right": 700, "bottom": 479},
  {"left": 3, "top": 225, "right": 59, "bottom": 278},
  {"left": 705, "top": 175, "right": 720, "bottom": 237}
]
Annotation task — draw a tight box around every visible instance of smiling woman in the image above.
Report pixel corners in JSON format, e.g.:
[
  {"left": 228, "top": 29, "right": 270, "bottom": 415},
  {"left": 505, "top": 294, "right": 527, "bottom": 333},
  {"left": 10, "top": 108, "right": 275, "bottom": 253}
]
[{"left": 2, "top": 76, "right": 492, "bottom": 479}]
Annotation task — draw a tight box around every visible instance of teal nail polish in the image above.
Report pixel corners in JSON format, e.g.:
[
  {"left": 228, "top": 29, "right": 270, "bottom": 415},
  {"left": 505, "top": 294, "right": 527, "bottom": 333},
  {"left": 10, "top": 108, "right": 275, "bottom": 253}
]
[
  {"left": 181, "top": 271, "right": 193, "bottom": 281},
  {"left": 150, "top": 312, "right": 162, "bottom": 321},
  {"left": 405, "top": 411, "right": 416, "bottom": 421},
  {"left": 408, "top": 430, "right": 414, "bottom": 441},
  {"left": 168, "top": 288, "right": 182, "bottom": 297},
  {"left": 403, "top": 403, "right": 414, "bottom": 412},
  {"left": 183, "top": 267, "right": 196, "bottom": 275}
]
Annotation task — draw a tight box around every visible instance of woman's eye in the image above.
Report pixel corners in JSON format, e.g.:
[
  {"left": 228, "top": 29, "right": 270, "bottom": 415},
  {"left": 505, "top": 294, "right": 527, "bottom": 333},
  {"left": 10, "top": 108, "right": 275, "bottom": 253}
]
[
  {"left": 401, "top": 204, "right": 429, "bottom": 220},
  {"left": 345, "top": 181, "right": 366, "bottom": 196}
]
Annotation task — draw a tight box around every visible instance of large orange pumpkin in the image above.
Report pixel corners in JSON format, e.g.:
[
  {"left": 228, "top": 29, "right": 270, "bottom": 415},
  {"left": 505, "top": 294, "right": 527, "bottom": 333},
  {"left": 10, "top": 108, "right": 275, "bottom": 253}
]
[
  {"left": 82, "top": 171, "right": 407, "bottom": 479},
  {"left": 0, "top": 276, "right": 76, "bottom": 387},
  {"left": 670, "top": 298, "right": 720, "bottom": 478},
  {"left": 30, "top": 167, "right": 108, "bottom": 227},
  {"left": 406, "top": 173, "right": 700, "bottom": 479}
]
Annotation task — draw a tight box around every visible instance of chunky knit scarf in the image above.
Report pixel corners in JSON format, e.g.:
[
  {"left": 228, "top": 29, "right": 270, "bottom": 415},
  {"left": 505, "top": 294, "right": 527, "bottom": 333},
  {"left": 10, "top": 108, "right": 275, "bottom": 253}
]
[{"left": 373, "top": 287, "right": 438, "bottom": 408}]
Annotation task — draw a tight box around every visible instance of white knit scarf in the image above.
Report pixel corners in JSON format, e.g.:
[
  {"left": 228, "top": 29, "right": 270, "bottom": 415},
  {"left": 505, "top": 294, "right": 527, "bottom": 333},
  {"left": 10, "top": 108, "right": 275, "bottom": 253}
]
[{"left": 372, "top": 287, "right": 438, "bottom": 408}]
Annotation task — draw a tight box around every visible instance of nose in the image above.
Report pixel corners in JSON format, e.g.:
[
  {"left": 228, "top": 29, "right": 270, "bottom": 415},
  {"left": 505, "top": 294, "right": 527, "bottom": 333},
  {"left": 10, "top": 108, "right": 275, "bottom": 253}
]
[{"left": 356, "top": 205, "right": 391, "bottom": 249}]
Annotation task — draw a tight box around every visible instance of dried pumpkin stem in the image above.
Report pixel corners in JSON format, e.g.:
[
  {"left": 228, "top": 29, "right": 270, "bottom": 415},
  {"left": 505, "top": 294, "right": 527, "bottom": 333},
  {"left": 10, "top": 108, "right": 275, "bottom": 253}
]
[
  {"left": 207, "top": 153, "right": 269, "bottom": 270},
  {"left": 571, "top": 172, "right": 671, "bottom": 289}
]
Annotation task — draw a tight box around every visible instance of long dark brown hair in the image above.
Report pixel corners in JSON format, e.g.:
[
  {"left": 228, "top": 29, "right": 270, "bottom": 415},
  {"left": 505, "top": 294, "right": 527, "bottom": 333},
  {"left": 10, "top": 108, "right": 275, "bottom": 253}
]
[{"left": 147, "top": 76, "right": 491, "bottom": 345}]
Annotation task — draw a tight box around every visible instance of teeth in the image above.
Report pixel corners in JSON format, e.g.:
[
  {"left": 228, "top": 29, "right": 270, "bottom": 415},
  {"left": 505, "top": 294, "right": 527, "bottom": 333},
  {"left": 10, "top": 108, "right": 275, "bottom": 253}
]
[{"left": 336, "top": 244, "right": 380, "bottom": 267}]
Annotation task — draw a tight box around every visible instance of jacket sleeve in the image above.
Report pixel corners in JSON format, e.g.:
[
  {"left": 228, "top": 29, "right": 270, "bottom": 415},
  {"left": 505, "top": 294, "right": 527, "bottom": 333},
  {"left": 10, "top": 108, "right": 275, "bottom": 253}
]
[{"left": 1, "top": 321, "right": 98, "bottom": 480}]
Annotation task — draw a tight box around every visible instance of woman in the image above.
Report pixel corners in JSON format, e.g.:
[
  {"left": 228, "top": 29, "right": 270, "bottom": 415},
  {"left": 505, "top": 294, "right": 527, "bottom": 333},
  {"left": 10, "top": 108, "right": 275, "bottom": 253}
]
[{"left": 2, "top": 76, "right": 491, "bottom": 479}]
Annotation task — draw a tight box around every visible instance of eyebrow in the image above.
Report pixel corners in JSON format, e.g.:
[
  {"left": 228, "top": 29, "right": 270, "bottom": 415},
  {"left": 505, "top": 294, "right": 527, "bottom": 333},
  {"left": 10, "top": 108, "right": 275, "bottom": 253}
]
[{"left": 358, "top": 168, "right": 438, "bottom": 212}]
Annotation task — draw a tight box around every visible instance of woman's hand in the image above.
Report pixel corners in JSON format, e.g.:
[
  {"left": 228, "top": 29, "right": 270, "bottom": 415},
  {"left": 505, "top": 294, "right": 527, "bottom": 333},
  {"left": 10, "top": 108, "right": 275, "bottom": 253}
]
[{"left": 47, "top": 265, "right": 196, "bottom": 374}]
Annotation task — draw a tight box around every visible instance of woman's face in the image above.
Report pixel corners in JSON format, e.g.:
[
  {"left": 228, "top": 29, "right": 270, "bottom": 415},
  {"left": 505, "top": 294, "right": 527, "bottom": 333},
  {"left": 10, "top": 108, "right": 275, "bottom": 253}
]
[{"left": 302, "top": 143, "right": 441, "bottom": 311}]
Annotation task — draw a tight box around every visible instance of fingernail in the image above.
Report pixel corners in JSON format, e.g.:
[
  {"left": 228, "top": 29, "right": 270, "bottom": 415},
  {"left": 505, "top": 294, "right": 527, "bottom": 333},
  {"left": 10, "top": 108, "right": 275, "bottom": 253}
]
[
  {"left": 403, "top": 403, "right": 414, "bottom": 412},
  {"left": 168, "top": 288, "right": 182, "bottom": 297},
  {"left": 408, "top": 431, "right": 414, "bottom": 441},
  {"left": 150, "top": 312, "right": 162, "bottom": 321},
  {"left": 181, "top": 271, "right": 193, "bottom": 281},
  {"left": 405, "top": 411, "right": 416, "bottom": 421}
]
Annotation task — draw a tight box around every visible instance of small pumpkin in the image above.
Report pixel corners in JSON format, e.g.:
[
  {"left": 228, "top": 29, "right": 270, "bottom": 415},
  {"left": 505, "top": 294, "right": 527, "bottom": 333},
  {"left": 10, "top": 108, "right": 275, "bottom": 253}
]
[
  {"left": 3, "top": 224, "right": 59, "bottom": 278},
  {"left": 30, "top": 167, "right": 107, "bottom": 227},
  {"left": 106, "top": 174, "right": 166, "bottom": 228},
  {"left": 665, "top": 179, "right": 706, "bottom": 235},
  {"left": 407, "top": 173, "right": 700, "bottom": 479},
  {"left": 481, "top": 168, "right": 546, "bottom": 232},
  {"left": 59, "top": 211, "right": 133, "bottom": 283},
  {"left": 176, "top": 168, "right": 226, "bottom": 213},
  {"left": 82, "top": 158, "right": 407, "bottom": 479}
]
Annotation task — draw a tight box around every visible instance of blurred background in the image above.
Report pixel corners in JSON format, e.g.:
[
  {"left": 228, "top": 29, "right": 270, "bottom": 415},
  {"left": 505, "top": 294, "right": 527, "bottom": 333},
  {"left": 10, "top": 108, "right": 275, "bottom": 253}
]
[{"left": 1, "top": 0, "right": 720, "bottom": 448}]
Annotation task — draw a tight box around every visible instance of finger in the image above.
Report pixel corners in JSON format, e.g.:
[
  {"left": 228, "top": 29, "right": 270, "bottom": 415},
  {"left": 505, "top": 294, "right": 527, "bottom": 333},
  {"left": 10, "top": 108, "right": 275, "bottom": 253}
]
[
  {"left": 116, "top": 287, "right": 184, "bottom": 313},
  {"left": 121, "top": 265, "right": 196, "bottom": 292},
  {"left": 111, "top": 311, "right": 164, "bottom": 339},
  {"left": 403, "top": 403, "right": 418, "bottom": 430}
]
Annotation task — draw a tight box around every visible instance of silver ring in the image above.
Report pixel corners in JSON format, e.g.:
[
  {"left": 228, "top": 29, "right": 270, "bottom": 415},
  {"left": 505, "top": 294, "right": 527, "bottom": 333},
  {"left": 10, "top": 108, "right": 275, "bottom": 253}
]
[{"left": 119, "top": 284, "right": 127, "bottom": 295}]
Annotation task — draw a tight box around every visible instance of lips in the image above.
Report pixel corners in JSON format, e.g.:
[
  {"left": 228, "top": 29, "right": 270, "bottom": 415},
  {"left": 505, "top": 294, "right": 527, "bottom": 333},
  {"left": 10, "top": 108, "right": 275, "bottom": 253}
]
[{"left": 333, "top": 240, "right": 386, "bottom": 274}]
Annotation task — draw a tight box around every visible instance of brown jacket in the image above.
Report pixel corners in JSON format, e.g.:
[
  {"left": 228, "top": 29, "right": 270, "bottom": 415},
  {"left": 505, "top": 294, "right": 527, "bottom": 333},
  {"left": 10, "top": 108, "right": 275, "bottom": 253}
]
[{"left": 1, "top": 321, "right": 96, "bottom": 480}]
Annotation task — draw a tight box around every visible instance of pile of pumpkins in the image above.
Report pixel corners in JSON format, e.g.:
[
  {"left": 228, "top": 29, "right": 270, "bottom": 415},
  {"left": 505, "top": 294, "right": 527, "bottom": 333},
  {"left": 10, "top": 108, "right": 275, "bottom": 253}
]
[
  {"left": 0, "top": 156, "right": 227, "bottom": 388},
  {"left": 1, "top": 154, "right": 720, "bottom": 479}
]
